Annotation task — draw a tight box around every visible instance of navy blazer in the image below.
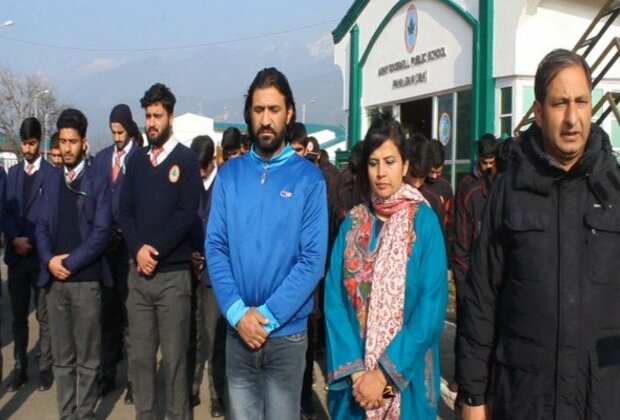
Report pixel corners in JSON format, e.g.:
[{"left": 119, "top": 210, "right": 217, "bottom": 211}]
[
  {"left": 191, "top": 182, "right": 214, "bottom": 284},
  {"left": 35, "top": 164, "right": 113, "bottom": 287},
  {"left": 4, "top": 159, "right": 56, "bottom": 266},
  {"left": 91, "top": 141, "right": 139, "bottom": 224},
  {"left": 0, "top": 166, "right": 7, "bottom": 227}
]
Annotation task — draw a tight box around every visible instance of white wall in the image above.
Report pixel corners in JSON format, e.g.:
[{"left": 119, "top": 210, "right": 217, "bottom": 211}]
[
  {"left": 362, "top": 0, "right": 473, "bottom": 107},
  {"left": 334, "top": 0, "right": 479, "bottom": 112},
  {"left": 504, "top": 0, "right": 620, "bottom": 79}
]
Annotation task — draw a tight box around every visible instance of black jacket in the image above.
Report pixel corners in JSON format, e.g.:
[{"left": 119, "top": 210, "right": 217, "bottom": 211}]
[
  {"left": 452, "top": 167, "right": 494, "bottom": 304},
  {"left": 456, "top": 124, "right": 620, "bottom": 419}
]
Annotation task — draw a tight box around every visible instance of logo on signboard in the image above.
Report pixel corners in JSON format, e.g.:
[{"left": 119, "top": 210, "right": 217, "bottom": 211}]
[
  {"left": 405, "top": 3, "right": 418, "bottom": 53},
  {"left": 439, "top": 112, "right": 451, "bottom": 146}
]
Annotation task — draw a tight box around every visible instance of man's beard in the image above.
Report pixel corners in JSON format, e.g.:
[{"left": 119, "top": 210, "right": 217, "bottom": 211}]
[
  {"left": 253, "top": 127, "right": 286, "bottom": 156},
  {"left": 147, "top": 124, "right": 171, "bottom": 148}
]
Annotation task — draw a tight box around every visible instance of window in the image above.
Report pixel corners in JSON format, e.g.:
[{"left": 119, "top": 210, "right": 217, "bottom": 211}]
[
  {"left": 368, "top": 106, "right": 393, "bottom": 125},
  {"left": 499, "top": 86, "right": 512, "bottom": 138}
]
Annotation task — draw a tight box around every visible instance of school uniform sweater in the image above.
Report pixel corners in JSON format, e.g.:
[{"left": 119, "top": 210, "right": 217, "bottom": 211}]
[{"left": 119, "top": 142, "right": 202, "bottom": 273}]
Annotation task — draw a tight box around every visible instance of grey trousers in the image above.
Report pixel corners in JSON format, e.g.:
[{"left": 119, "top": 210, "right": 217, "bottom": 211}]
[
  {"left": 127, "top": 268, "right": 192, "bottom": 420},
  {"left": 47, "top": 280, "right": 101, "bottom": 420}
]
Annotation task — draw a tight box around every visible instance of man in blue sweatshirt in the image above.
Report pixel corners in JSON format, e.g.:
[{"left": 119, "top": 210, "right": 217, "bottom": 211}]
[
  {"left": 207, "top": 67, "right": 328, "bottom": 420},
  {"left": 119, "top": 83, "right": 201, "bottom": 420}
]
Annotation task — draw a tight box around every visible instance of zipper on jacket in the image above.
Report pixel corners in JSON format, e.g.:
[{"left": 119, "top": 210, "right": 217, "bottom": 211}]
[{"left": 261, "top": 162, "right": 269, "bottom": 184}]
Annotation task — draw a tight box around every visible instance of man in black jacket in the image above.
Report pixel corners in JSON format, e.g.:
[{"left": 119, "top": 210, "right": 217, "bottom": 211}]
[
  {"left": 452, "top": 133, "right": 497, "bottom": 311},
  {"left": 457, "top": 49, "right": 620, "bottom": 419}
]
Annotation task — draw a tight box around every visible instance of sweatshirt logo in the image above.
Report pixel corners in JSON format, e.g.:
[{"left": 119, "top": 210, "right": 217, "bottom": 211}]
[
  {"left": 280, "top": 190, "right": 292, "bottom": 198},
  {"left": 169, "top": 165, "right": 181, "bottom": 183}
]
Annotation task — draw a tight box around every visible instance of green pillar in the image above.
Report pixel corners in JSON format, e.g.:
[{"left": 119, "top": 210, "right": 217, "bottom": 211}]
[
  {"left": 469, "top": 0, "right": 495, "bottom": 162},
  {"left": 348, "top": 24, "right": 362, "bottom": 150},
  {"left": 478, "top": 0, "right": 495, "bottom": 136}
]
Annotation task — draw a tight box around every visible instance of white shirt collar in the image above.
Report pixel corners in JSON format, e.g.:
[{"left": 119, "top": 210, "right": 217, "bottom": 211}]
[
  {"left": 112, "top": 140, "right": 134, "bottom": 167},
  {"left": 24, "top": 155, "right": 42, "bottom": 174},
  {"left": 148, "top": 135, "right": 179, "bottom": 166},
  {"left": 203, "top": 164, "right": 217, "bottom": 191},
  {"left": 64, "top": 159, "right": 86, "bottom": 180}
]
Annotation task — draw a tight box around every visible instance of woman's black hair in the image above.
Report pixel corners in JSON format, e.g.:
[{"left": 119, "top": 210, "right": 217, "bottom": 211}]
[{"left": 360, "top": 115, "right": 410, "bottom": 194}]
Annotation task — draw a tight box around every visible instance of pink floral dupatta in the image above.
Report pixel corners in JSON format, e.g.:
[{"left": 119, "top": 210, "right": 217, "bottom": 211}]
[{"left": 343, "top": 183, "right": 427, "bottom": 419}]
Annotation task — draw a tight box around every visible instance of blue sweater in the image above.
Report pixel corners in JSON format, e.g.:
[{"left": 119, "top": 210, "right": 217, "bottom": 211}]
[
  {"left": 119, "top": 143, "right": 202, "bottom": 272},
  {"left": 206, "top": 145, "right": 328, "bottom": 337}
]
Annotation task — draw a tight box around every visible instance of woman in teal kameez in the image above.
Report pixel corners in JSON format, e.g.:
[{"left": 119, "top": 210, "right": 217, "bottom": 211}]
[{"left": 325, "top": 117, "right": 447, "bottom": 419}]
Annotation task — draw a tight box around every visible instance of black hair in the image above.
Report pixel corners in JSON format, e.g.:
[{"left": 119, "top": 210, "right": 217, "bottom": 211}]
[
  {"left": 349, "top": 141, "right": 364, "bottom": 174},
  {"left": 290, "top": 136, "right": 308, "bottom": 148},
  {"left": 478, "top": 133, "right": 498, "bottom": 158},
  {"left": 428, "top": 139, "right": 445, "bottom": 168},
  {"left": 496, "top": 137, "right": 520, "bottom": 173},
  {"left": 190, "top": 135, "right": 215, "bottom": 169},
  {"left": 128, "top": 121, "right": 144, "bottom": 147},
  {"left": 535, "top": 49, "right": 592, "bottom": 103},
  {"left": 361, "top": 115, "right": 410, "bottom": 191},
  {"left": 243, "top": 67, "right": 296, "bottom": 136},
  {"left": 56, "top": 108, "right": 88, "bottom": 139},
  {"left": 240, "top": 133, "right": 253, "bottom": 150},
  {"left": 305, "top": 136, "right": 320, "bottom": 154},
  {"left": 319, "top": 149, "right": 330, "bottom": 167},
  {"left": 50, "top": 131, "right": 60, "bottom": 149},
  {"left": 140, "top": 83, "right": 176, "bottom": 114},
  {"left": 221, "top": 127, "right": 242, "bottom": 152},
  {"left": 408, "top": 133, "right": 433, "bottom": 178},
  {"left": 20, "top": 117, "right": 42, "bottom": 141},
  {"left": 291, "top": 122, "right": 307, "bottom": 142}
]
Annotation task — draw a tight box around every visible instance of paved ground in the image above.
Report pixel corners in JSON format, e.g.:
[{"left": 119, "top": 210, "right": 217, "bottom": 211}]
[{"left": 0, "top": 263, "right": 456, "bottom": 419}]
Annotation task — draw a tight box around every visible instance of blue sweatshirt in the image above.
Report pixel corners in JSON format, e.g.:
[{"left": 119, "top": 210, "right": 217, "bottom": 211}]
[{"left": 206, "top": 145, "right": 328, "bottom": 337}]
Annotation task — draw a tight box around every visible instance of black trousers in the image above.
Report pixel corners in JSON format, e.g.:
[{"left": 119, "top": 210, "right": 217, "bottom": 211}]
[
  {"left": 202, "top": 284, "right": 226, "bottom": 402},
  {"left": 8, "top": 255, "right": 52, "bottom": 372}
]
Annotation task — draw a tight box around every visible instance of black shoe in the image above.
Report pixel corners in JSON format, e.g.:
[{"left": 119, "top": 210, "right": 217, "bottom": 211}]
[
  {"left": 191, "top": 393, "right": 201, "bottom": 407},
  {"left": 37, "top": 369, "right": 54, "bottom": 391},
  {"left": 210, "top": 399, "right": 225, "bottom": 418},
  {"left": 7, "top": 369, "right": 28, "bottom": 392},
  {"left": 124, "top": 383, "right": 134, "bottom": 405},
  {"left": 98, "top": 377, "right": 116, "bottom": 397},
  {"left": 301, "top": 410, "right": 317, "bottom": 420}
]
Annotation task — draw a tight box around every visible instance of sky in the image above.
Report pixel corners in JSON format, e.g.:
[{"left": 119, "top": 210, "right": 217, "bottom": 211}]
[{"left": 0, "top": 0, "right": 354, "bottom": 151}]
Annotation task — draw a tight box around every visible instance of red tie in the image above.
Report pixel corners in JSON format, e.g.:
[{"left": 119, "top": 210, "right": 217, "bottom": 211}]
[
  {"left": 112, "top": 149, "right": 125, "bottom": 182},
  {"left": 25, "top": 163, "right": 34, "bottom": 176},
  {"left": 66, "top": 169, "right": 76, "bottom": 183},
  {"left": 151, "top": 147, "right": 163, "bottom": 167}
]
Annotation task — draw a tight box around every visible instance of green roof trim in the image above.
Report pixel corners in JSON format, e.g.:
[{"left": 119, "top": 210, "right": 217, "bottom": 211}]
[
  {"left": 213, "top": 122, "right": 247, "bottom": 132},
  {"left": 332, "top": 0, "right": 370, "bottom": 43},
  {"left": 321, "top": 137, "right": 347, "bottom": 150}
]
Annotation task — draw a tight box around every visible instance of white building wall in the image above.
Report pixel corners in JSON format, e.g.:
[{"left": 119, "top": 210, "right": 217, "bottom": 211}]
[
  {"left": 514, "top": 0, "right": 620, "bottom": 79},
  {"left": 363, "top": 0, "right": 474, "bottom": 107},
  {"left": 334, "top": 0, "right": 479, "bottom": 112}
]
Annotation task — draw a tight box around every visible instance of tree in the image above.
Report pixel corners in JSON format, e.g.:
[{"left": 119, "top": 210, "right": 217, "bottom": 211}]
[{"left": 0, "top": 68, "right": 58, "bottom": 154}]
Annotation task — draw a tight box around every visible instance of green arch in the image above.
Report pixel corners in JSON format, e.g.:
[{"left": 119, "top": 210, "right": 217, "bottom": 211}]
[{"left": 341, "top": 0, "right": 494, "bottom": 149}]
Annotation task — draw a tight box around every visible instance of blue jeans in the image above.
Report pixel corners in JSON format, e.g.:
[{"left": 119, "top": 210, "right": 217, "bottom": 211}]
[{"left": 226, "top": 328, "right": 308, "bottom": 420}]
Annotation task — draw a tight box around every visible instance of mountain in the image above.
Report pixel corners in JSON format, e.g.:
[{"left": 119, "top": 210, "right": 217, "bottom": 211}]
[{"left": 55, "top": 35, "right": 345, "bottom": 153}]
